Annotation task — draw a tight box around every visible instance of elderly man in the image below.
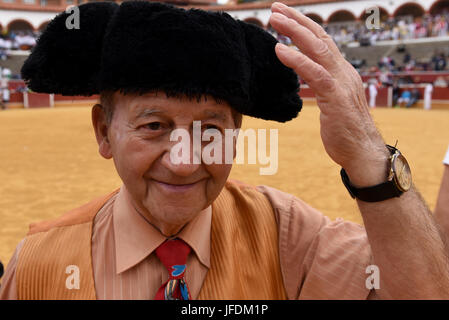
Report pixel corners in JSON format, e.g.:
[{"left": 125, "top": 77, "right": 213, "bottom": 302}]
[{"left": 1, "top": 1, "right": 449, "bottom": 300}]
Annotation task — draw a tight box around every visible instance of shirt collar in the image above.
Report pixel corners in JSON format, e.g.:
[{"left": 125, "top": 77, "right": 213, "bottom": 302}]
[{"left": 113, "top": 185, "right": 211, "bottom": 274}]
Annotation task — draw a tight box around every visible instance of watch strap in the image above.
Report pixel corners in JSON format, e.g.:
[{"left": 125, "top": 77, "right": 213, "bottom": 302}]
[{"left": 340, "top": 168, "right": 403, "bottom": 202}]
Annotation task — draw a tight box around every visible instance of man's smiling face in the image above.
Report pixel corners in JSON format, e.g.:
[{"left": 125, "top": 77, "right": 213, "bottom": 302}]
[{"left": 92, "top": 91, "right": 239, "bottom": 236}]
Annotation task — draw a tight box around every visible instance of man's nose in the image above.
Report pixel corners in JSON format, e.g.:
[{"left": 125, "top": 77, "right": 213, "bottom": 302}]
[{"left": 160, "top": 146, "right": 202, "bottom": 177}]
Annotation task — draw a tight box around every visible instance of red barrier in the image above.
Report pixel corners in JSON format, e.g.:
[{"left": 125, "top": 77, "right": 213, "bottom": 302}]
[
  {"left": 54, "top": 94, "right": 99, "bottom": 101},
  {"left": 4, "top": 79, "right": 449, "bottom": 108},
  {"left": 301, "top": 84, "right": 448, "bottom": 107},
  {"left": 300, "top": 86, "right": 390, "bottom": 107},
  {"left": 365, "top": 87, "right": 389, "bottom": 107},
  {"left": 27, "top": 93, "right": 51, "bottom": 108},
  {"left": 361, "top": 71, "right": 449, "bottom": 84}
]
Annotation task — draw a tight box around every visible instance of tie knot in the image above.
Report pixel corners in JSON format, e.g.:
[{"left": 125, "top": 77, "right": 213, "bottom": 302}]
[{"left": 155, "top": 238, "right": 191, "bottom": 280}]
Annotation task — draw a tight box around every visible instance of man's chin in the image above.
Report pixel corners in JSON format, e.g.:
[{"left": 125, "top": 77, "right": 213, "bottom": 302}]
[
  {"left": 149, "top": 206, "right": 203, "bottom": 235},
  {"left": 143, "top": 197, "right": 205, "bottom": 223}
]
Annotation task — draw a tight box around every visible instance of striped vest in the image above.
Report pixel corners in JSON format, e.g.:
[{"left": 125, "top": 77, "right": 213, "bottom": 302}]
[{"left": 16, "top": 180, "right": 287, "bottom": 299}]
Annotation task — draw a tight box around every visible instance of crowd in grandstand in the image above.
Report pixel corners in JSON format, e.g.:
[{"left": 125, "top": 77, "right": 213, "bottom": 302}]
[
  {"left": 1, "top": 10, "right": 449, "bottom": 52},
  {"left": 0, "top": 31, "right": 38, "bottom": 60},
  {"left": 370, "top": 51, "right": 448, "bottom": 72},
  {"left": 0, "top": 31, "right": 37, "bottom": 49},
  {"left": 327, "top": 11, "right": 449, "bottom": 46},
  {"left": 360, "top": 53, "right": 449, "bottom": 87}
]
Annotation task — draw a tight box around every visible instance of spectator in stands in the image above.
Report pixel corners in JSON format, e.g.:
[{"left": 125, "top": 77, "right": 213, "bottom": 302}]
[
  {"left": 432, "top": 53, "right": 447, "bottom": 71},
  {"left": 0, "top": 36, "right": 12, "bottom": 50},
  {"left": 434, "top": 76, "right": 448, "bottom": 87},
  {"left": 379, "top": 68, "right": 392, "bottom": 87},
  {"left": 391, "top": 25, "right": 400, "bottom": 40},
  {"left": 0, "top": 49, "right": 7, "bottom": 61},
  {"left": 434, "top": 15, "right": 448, "bottom": 37},
  {"left": 403, "top": 50, "right": 411, "bottom": 64},
  {"left": 2, "top": 67, "right": 11, "bottom": 79},
  {"left": 0, "top": 36, "right": 11, "bottom": 60},
  {"left": 396, "top": 89, "right": 411, "bottom": 108},
  {"left": 14, "top": 31, "right": 37, "bottom": 51},
  {"left": 404, "top": 58, "right": 416, "bottom": 72},
  {"left": 378, "top": 56, "right": 395, "bottom": 70},
  {"left": 397, "top": 75, "right": 413, "bottom": 85},
  {"left": 349, "top": 56, "right": 365, "bottom": 70}
]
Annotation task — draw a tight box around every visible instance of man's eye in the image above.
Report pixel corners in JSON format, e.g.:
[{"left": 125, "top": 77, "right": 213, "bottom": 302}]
[{"left": 145, "top": 122, "right": 162, "bottom": 130}]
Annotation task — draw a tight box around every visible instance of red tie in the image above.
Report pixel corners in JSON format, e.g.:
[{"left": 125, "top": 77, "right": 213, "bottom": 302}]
[{"left": 154, "top": 238, "right": 191, "bottom": 300}]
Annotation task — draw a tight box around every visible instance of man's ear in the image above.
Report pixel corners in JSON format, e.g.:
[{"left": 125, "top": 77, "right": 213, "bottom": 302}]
[{"left": 92, "top": 104, "right": 113, "bottom": 159}]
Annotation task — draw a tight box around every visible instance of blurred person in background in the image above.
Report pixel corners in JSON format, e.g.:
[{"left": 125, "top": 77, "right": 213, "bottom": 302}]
[
  {"left": 396, "top": 89, "right": 411, "bottom": 108},
  {"left": 368, "top": 78, "right": 378, "bottom": 108},
  {"left": 2, "top": 67, "right": 11, "bottom": 79},
  {"left": 434, "top": 15, "right": 448, "bottom": 37},
  {"left": 403, "top": 50, "right": 411, "bottom": 64},
  {"left": 424, "top": 82, "right": 433, "bottom": 110},
  {"left": 406, "top": 88, "right": 420, "bottom": 108},
  {"left": 432, "top": 52, "right": 447, "bottom": 71},
  {"left": 379, "top": 68, "right": 392, "bottom": 87},
  {"left": 0, "top": 75, "right": 9, "bottom": 110},
  {"left": 434, "top": 76, "right": 448, "bottom": 87}
]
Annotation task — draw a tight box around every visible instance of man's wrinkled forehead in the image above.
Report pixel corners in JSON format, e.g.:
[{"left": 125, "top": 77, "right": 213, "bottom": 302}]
[
  {"left": 134, "top": 107, "right": 230, "bottom": 122},
  {"left": 113, "top": 91, "right": 236, "bottom": 124}
]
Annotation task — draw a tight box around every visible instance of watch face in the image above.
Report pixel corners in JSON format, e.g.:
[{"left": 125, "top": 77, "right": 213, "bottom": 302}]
[{"left": 392, "top": 154, "right": 412, "bottom": 192}]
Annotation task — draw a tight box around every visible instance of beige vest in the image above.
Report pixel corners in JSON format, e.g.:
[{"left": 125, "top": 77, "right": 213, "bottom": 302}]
[{"left": 16, "top": 180, "right": 287, "bottom": 299}]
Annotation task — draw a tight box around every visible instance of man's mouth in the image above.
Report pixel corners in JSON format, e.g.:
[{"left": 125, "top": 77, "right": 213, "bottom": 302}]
[{"left": 152, "top": 179, "right": 204, "bottom": 192}]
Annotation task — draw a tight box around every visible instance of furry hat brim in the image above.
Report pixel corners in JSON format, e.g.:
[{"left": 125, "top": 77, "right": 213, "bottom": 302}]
[{"left": 21, "top": 1, "right": 302, "bottom": 122}]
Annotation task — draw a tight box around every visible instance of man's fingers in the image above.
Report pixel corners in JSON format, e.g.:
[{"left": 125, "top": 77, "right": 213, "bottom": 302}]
[
  {"left": 271, "top": 2, "right": 342, "bottom": 58},
  {"left": 269, "top": 13, "right": 339, "bottom": 74},
  {"left": 275, "top": 43, "right": 336, "bottom": 96}
]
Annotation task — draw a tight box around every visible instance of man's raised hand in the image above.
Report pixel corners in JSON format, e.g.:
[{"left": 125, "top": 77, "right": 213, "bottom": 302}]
[{"left": 269, "top": 2, "right": 389, "bottom": 187}]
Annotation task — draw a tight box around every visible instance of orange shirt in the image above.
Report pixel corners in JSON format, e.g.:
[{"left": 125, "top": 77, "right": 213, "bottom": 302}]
[{"left": 0, "top": 183, "right": 374, "bottom": 299}]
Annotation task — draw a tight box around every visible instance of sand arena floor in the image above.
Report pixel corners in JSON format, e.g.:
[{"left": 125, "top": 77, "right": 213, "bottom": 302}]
[{"left": 1, "top": 104, "right": 449, "bottom": 267}]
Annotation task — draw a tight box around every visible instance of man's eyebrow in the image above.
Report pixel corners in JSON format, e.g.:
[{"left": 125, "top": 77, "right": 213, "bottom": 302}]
[
  {"left": 134, "top": 108, "right": 163, "bottom": 119},
  {"left": 201, "top": 110, "right": 229, "bottom": 122}
]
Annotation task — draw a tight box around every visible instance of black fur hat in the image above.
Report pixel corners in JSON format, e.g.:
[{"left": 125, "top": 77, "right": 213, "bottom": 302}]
[{"left": 21, "top": 1, "right": 302, "bottom": 122}]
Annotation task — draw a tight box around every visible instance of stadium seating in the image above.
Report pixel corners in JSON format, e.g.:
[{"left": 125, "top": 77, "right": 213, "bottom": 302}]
[{"left": 342, "top": 39, "right": 449, "bottom": 69}]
